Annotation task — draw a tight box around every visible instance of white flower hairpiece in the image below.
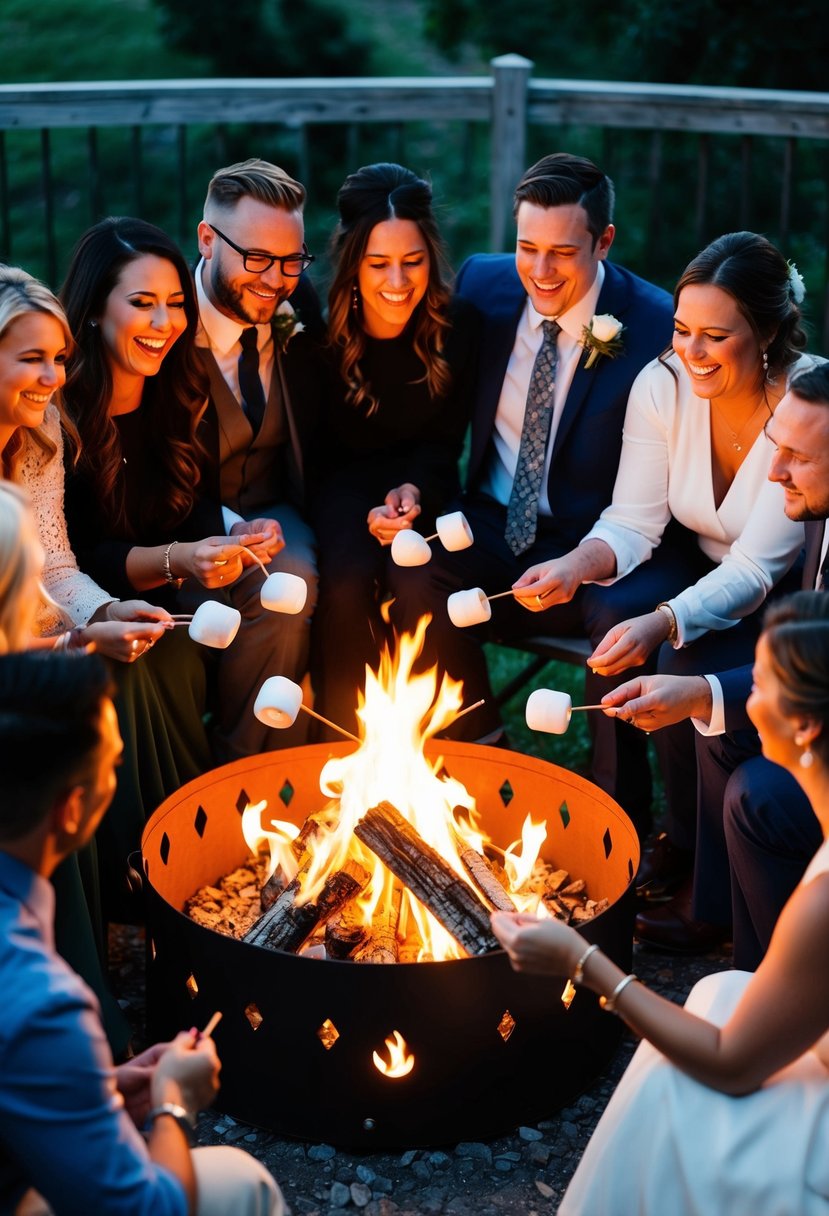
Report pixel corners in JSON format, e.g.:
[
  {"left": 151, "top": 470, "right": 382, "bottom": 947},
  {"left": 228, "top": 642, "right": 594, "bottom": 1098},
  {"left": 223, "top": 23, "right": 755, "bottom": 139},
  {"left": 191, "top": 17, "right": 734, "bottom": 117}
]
[
  {"left": 273, "top": 300, "right": 305, "bottom": 352},
  {"left": 787, "top": 261, "right": 806, "bottom": 304},
  {"left": 580, "top": 313, "right": 625, "bottom": 369}
]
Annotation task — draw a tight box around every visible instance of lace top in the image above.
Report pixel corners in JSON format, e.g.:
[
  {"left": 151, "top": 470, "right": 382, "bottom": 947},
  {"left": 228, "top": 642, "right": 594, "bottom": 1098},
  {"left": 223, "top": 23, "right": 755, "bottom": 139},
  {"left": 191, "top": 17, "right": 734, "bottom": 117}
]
[{"left": 16, "top": 405, "right": 113, "bottom": 634}]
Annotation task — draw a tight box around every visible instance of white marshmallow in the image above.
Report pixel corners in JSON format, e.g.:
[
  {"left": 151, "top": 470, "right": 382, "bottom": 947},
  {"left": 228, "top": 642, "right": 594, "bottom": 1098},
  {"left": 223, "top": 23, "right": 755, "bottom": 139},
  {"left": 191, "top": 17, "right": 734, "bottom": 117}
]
[
  {"left": 254, "top": 675, "right": 303, "bottom": 728},
  {"left": 188, "top": 601, "right": 242, "bottom": 649},
  {"left": 435, "top": 510, "right": 474, "bottom": 552},
  {"left": 391, "top": 530, "right": 432, "bottom": 566},
  {"left": 525, "top": 689, "right": 573, "bottom": 735},
  {"left": 260, "top": 571, "right": 307, "bottom": 614},
  {"left": 447, "top": 587, "right": 492, "bottom": 628}
]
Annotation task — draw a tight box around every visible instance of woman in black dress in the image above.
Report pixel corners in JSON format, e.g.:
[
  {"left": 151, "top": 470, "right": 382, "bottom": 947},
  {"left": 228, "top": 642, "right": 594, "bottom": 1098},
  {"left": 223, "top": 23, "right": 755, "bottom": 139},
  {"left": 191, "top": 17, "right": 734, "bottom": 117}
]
[{"left": 312, "top": 163, "right": 479, "bottom": 735}]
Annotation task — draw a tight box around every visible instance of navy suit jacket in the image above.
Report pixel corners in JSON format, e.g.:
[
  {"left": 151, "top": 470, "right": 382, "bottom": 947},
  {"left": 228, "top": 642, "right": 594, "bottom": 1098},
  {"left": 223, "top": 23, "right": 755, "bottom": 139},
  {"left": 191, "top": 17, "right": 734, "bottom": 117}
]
[
  {"left": 455, "top": 254, "right": 674, "bottom": 552},
  {"left": 721, "top": 520, "right": 824, "bottom": 732}
]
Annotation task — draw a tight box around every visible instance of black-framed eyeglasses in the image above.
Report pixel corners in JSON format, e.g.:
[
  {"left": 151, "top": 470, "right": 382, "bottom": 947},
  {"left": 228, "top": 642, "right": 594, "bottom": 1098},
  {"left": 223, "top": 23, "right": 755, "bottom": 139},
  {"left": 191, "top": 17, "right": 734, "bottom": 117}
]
[{"left": 208, "top": 223, "right": 315, "bottom": 277}]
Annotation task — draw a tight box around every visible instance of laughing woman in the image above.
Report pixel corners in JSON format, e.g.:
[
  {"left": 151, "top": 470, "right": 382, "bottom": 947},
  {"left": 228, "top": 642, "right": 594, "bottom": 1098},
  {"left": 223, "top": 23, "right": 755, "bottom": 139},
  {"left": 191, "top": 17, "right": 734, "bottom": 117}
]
[
  {"left": 60, "top": 217, "right": 270, "bottom": 918},
  {"left": 311, "top": 163, "right": 479, "bottom": 736}
]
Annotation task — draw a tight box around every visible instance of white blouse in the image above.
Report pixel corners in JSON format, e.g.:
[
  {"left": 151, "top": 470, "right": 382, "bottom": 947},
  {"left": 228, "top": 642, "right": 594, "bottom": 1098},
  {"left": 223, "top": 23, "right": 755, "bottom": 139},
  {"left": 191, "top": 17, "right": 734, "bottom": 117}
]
[
  {"left": 17, "top": 404, "right": 113, "bottom": 635},
  {"left": 583, "top": 352, "right": 814, "bottom": 645}
]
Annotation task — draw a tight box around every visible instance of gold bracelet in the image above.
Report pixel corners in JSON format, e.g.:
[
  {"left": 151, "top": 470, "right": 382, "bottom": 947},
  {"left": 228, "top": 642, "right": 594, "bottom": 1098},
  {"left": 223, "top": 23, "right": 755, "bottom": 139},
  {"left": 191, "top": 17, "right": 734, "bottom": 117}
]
[
  {"left": 163, "top": 540, "right": 184, "bottom": 588},
  {"left": 599, "top": 973, "right": 638, "bottom": 1014},
  {"left": 655, "top": 601, "right": 678, "bottom": 644},
  {"left": 572, "top": 942, "right": 600, "bottom": 986}
]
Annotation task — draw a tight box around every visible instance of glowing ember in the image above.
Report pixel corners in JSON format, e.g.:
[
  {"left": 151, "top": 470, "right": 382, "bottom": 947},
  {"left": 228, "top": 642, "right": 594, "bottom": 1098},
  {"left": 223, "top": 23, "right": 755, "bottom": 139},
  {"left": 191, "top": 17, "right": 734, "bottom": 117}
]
[
  {"left": 372, "top": 1030, "right": 415, "bottom": 1078},
  {"left": 241, "top": 618, "right": 553, "bottom": 962}
]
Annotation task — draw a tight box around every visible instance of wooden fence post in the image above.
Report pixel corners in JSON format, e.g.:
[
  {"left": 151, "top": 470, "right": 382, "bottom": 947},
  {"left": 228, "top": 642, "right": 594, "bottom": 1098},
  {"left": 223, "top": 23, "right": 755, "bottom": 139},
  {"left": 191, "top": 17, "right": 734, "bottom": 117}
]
[{"left": 489, "top": 54, "right": 533, "bottom": 252}]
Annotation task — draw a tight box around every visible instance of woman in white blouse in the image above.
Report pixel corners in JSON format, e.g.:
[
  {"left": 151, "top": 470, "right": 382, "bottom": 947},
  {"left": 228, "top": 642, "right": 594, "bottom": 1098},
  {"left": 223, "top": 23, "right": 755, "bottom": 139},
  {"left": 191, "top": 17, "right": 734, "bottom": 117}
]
[{"left": 514, "top": 232, "right": 814, "bottom": 855}]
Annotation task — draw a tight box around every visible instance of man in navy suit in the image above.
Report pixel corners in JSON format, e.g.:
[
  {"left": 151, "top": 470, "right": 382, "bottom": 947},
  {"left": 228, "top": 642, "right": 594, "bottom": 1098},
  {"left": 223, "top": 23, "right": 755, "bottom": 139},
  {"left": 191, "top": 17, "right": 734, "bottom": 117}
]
[
  {"left": 606, "top": 363, "right": 829, "bottom": 963},
  {"left": 389, "top": 153, "right": 674, "bottom": 758},
  {"left": 193, "top": 159, "right": 325, "bottom": 759}
]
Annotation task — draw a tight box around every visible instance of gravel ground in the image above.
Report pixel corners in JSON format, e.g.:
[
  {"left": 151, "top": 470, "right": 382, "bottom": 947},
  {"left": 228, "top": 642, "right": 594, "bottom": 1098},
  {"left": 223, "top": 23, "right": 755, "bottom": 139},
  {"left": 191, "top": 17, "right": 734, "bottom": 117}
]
[{"left": 110, "top": 926, "right": 732, "bottom": 1215}]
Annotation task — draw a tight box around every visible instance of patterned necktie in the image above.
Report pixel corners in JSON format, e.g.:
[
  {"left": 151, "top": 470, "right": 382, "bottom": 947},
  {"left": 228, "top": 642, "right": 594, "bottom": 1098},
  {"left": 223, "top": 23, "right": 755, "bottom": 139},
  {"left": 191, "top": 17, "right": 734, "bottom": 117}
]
[
  {"left": 504, "top": 319, "right": 561, "bottom": 556},
  {"left": 238, "top": 326, "right": 266, "bottom": 436}
]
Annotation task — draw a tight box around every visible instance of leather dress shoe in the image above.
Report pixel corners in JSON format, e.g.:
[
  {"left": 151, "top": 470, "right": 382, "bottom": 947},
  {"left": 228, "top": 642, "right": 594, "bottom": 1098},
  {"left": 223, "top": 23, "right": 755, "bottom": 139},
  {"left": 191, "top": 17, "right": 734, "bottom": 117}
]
[
  {"left": 635, "top": 881, "right": 729, "bottom": 954},
  {"left": 635, "top": 832, "right": 693, "bottom": 902}
]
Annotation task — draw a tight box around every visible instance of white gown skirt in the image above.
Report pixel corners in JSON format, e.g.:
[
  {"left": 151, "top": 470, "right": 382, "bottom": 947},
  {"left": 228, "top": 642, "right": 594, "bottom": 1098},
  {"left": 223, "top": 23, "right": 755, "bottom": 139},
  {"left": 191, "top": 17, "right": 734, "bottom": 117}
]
[{"left": 559, "top": 971, "right": 829, "bottom": 1216}]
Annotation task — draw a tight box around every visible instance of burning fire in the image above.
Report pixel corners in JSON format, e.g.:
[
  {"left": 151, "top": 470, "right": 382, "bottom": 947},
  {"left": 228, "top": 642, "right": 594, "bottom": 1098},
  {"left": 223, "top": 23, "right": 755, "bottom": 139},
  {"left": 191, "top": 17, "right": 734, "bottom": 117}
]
[
  {"left": 372, "top": 1030, "right": 415, "bottom": 1078},
  {"left": 242, "top": 618, "right": 549, "bottom": 962}
]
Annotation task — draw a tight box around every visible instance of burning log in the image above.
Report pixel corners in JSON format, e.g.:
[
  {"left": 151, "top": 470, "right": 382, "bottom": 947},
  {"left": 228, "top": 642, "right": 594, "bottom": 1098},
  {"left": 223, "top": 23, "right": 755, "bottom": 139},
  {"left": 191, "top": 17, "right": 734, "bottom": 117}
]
[
  {"left": 354, "top": 801, "right": 498, "bottom": 956},
  {"left": 459, "top": 846, "right": 517, "bottom": 912},
  {"left": 354, "top": 884, "right": 402, "bottom": 964},
  {"left": 325, "top": 901, "right": 369, "bottom": 959},
  {"left": 244, "top": 859, "right": 370, "bottom": 953}
]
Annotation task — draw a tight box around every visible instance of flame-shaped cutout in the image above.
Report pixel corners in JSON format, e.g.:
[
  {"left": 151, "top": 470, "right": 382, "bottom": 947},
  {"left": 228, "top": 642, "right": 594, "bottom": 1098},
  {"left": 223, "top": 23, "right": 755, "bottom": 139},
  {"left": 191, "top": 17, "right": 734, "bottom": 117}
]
[
  {"left": 185, "top": 973, "right": 199, "bottom": 999},
  {"left": 372, "top": 1030, "right": 415, "bottom": 1078}
]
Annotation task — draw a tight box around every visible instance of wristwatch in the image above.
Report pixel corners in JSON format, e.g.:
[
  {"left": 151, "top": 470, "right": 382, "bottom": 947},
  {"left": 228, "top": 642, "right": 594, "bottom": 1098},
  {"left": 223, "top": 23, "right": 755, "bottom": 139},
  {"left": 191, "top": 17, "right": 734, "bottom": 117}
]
[{"left": 144, "top": 1102, "right": 195, "bottom": 1142}]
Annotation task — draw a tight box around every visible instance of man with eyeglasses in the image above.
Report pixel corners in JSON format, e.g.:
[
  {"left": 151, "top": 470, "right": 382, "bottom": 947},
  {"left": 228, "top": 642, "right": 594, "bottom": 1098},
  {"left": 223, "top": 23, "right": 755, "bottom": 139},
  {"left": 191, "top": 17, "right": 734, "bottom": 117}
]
[{"left": 194, "top": 158, "right": 325, "bottom": 758}]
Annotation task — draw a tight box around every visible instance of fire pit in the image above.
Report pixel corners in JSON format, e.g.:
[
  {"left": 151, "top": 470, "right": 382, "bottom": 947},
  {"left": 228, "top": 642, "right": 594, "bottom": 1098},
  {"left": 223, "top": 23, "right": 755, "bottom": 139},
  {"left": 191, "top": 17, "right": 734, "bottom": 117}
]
[{"left": 142, "top": 740, "right": 638, "bottom": 1148}]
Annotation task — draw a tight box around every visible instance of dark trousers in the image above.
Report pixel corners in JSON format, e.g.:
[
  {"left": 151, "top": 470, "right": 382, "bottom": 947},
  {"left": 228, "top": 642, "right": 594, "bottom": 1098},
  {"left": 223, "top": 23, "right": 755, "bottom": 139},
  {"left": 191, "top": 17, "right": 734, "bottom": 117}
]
[{"left": 695, "top": 736, "right": 820, "bottom": 969}]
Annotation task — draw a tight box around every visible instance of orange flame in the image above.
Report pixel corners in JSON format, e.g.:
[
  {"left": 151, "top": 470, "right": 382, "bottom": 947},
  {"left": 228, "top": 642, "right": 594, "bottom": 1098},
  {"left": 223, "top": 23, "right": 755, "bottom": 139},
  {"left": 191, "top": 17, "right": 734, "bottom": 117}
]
[
  {"left": 244, "top": 618, "right": 551, "bottom": 959},
  {"left": 372, "top": 1030, "right": 415, "bottom": 1078}
]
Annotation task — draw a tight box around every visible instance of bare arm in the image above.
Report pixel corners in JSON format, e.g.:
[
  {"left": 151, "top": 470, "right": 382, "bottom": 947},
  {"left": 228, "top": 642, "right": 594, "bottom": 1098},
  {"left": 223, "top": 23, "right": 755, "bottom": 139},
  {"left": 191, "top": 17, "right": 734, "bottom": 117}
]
[{"left": 493, "top": 874, "right": 829, "bottom": 1094}]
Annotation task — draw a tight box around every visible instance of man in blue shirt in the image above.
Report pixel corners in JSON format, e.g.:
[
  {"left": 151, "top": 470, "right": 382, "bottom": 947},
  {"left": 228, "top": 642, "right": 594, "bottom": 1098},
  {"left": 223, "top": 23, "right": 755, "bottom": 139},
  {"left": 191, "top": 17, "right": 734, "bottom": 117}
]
[{"left": 0, "top": 651, "right": 281, "bottom": 1216}]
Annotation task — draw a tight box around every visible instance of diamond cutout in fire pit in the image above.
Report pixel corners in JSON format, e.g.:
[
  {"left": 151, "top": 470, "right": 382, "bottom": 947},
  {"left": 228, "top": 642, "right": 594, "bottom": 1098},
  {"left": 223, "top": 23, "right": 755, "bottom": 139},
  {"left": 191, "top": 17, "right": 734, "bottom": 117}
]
[
  {"left": 185, "top": 973, "right": 198, "bottom": 999},
  {"left": 244, "top": 1003, "right": 263, "bottom": 1031},
  {"left": 317, "top": 1018, "right": 340, "bottom": 1050},
  {"left": 279, "top": 780, "right": 295, "bottom": 806},
  {"left": 499, "top": 779, "right": 514, "bottom": 806},
  {"left": 194, "top": 805, "right": 208, "bottom": 838},
  {"left": 559, "top": 800, "right": 571, "bottom": 829},
  {"left": 497, "top": 1010, "right": 516, "bottom": 1042}
]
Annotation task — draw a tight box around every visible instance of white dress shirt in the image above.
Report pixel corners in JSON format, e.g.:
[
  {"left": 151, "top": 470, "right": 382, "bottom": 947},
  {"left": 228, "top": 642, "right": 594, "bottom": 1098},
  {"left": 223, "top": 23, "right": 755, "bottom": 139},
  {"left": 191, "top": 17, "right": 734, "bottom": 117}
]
[{"left": 481, "top": 263, "right": 605, "bottom": 514}]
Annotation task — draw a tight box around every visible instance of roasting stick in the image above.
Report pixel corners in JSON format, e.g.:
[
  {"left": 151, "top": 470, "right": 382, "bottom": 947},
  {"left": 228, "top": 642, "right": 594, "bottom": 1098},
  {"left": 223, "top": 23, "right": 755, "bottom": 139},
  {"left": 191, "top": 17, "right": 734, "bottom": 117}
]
[
  {"left": 450, "top": 697, "right": 486, "bottom": 725},
  {"left": 195, "top": 1010, "right": 223, "bottom": 1040},
  {"left": 301, "top": 705, "right": 361, "bottom": 744}
]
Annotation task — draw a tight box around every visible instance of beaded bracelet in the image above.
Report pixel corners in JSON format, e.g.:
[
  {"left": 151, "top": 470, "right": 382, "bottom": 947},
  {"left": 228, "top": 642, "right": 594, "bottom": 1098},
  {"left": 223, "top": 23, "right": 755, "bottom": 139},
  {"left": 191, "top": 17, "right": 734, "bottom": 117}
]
[
  {"left": 599, "top": 973, "right": 638, "bottom": 1014},
  {"left": 571, "top": 942, "right": 600, "bottom": 987},
  {"left": 163, "top": 540, "right": 184, "bottom": 588}
]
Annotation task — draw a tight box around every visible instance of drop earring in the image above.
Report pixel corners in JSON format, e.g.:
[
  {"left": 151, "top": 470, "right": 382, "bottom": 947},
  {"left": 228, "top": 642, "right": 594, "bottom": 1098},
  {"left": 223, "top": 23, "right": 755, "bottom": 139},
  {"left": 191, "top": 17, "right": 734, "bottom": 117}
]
[
  {"left": 795, "top": 732, "right": 814, "bottom": 768},
  {"left": 762, "top": 349, "right": 769, "bottom": 375},
  {"left": 351, "top": 283, "right": 360, "bottom": 312}
]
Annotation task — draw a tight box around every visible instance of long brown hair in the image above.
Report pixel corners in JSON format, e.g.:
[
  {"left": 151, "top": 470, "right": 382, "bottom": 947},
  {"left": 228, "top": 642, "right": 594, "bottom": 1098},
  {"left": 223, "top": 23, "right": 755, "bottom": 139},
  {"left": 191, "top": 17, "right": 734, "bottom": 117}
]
[
  {"left": 328, "top": 163, "right": 452, "bottom": 414},
  {"left": 61, "top": 217, "right": 208, "bottom": 535}
]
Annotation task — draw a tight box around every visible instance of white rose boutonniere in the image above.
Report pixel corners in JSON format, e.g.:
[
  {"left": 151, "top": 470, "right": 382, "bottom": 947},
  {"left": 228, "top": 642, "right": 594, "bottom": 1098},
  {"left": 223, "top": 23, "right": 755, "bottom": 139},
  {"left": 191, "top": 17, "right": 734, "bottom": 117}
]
[
  {"left": 787, "top": 261, "right": 806, "bottom": 304},
  {"left": 580, "top": 313, "right": 625, "bottom": 369},
  {"left": 272, "top": 300, "right": 305, "bottom": 352}
]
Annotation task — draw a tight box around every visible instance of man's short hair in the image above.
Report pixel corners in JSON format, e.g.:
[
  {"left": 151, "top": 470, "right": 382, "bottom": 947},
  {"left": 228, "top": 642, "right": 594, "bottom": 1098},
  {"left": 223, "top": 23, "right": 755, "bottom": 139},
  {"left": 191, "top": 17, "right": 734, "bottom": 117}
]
[
  {"left": 0, "top": 651, "right": 112, "bottom": 840},
  {"left": 204, "top": 158, "right": 306, "bottom": 215},
  {"left": 513, "top": 153, "right": 615, "bottom": 243},
  {"left": 789, "top": 362, "right": 829, "bottom": 410}
]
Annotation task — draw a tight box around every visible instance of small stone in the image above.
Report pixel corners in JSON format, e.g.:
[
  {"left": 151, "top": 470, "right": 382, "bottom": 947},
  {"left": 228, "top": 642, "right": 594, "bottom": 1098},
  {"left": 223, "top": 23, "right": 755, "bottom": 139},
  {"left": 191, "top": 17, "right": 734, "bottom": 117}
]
[
  {"left": 224, "top": 1124, "right": 251, "bottom": 1143},
  {"left": 372, "top": 1177, "right": 393, "bottom": 1195},
  {"left": 454, "top": 1142, "right": 492, "bottom": 1164},
  {"left": 351, "top": 1182, "right": 372, "bottom": 1208},
  {"left": 495, "top": 1151, "right": 521, "bottom": 1162},
  {"left": 356, "top": 1166, "right": 376, "bottom": 1185},
  {"left": 399, "top": 1149, "right": 418, "bottom": 1167},
  {"left": 518, "top": 1126, "right": 543, "bottom": 1141},
  {"left": 526, "top": 1144, "right": 551, "bottom": 1167},
  {"left": 535, "top": 1180, "right": 555, "bottom": 1199},
  {"left": 428, "top": 1151, "right": 451, "bottom": 1170},
  {"left": 494, "top": 1160, "right": 512, "bottom": 1173},
  {"left": 329, "top": 1180, "right": 350, "bottom": 1207},
  {"left": 411, "top": 1161, "right": 432, "bottom": 1181},
  {"left": 308, "top": 1143, "right": 337, "bottom": 1162},
  {"left": 243, "top": 1132, "right": 258, "bottom": 1143},
  {"left": 290, "top": 1144, "right": 307, "bottom": 1160},
  {"left": 560, "top": 1121, "right": 579, "bottom": 1140}
]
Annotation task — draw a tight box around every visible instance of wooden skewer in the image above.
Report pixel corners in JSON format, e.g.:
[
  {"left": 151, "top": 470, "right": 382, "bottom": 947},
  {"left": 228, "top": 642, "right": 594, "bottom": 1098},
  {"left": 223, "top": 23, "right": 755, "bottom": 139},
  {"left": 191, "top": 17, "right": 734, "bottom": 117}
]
[
  {"left": 300, "top": 704, "right": 361, "bottom": 744},
  {"left": 240, "top": 544, "right": 270, "bottom": 579},
  {"left": 199, "top": 1010, "right": 223, "bottom": 1039},
  {"left": 571, "top": 703, "right": 618, "bottom": 713},
  {"left": 486, "top": 589, "right": 516, "bottom": 603},
  {"left": 451, "top": 697, "right": 486, "bottom": 724}
]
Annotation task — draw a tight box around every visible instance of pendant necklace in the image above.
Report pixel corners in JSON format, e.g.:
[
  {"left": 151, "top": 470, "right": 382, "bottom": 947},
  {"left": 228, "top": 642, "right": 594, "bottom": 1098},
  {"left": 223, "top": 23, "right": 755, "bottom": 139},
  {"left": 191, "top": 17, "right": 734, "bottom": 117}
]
[{"left": 711, "top": 396, "right": 771, "bottom": 453}]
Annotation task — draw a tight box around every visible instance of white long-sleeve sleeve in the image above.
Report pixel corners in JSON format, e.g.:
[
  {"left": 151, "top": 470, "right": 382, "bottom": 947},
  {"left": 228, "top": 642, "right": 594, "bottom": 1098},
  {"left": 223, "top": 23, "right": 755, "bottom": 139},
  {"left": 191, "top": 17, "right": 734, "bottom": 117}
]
[
  {"left": 17, "top": 405, "right": 114, "bottom": 634},
  {"left": 582, "top": 353, "right": 810, "bottom": 642}
]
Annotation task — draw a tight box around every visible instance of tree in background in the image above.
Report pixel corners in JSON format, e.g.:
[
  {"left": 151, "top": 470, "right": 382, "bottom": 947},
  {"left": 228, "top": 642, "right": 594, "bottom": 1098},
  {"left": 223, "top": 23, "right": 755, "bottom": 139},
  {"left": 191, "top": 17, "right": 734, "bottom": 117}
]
[
  {"left": 154, "top": 0, "right": 371, "bottom": 78},
  {"left": 423, "top": 0, "right": 828, "bottom": 92}
]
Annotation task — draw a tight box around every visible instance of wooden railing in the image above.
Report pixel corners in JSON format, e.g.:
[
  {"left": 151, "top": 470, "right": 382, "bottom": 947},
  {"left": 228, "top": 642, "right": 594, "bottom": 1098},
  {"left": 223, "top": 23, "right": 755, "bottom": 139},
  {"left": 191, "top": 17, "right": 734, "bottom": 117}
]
[{"left": 2, "top": 56, "right": 829, "bottom": 345}]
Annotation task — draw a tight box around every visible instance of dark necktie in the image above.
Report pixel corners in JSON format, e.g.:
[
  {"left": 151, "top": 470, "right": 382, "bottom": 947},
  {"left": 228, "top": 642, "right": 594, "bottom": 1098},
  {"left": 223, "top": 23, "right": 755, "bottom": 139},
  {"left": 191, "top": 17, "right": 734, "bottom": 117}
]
[
  {"left": 238, "top": 326, "right": 266, "bottom": 436},
  {"left": 504, "top": 319, "right": 561, "bottom": 556}
]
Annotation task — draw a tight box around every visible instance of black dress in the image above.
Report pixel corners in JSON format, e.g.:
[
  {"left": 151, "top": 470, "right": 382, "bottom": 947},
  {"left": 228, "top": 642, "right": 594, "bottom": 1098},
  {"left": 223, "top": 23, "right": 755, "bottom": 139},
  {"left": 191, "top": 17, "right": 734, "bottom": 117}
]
[
  {"left": 64, "top": 405, "right": 217, "bottom": 921},
  {"left": 311, "top": 297, "right": 480, "bottom": 735}
]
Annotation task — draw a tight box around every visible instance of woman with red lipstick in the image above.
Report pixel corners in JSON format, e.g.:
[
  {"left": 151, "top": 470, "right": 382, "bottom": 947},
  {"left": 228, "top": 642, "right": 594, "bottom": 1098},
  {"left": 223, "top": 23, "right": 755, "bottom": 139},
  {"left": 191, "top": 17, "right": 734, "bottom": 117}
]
[
  {"left": 311, "top": 163, "right": 479, "bottom": 736},
  {"left": 60, "top": 218, "right": 269, "bottom": 919}
]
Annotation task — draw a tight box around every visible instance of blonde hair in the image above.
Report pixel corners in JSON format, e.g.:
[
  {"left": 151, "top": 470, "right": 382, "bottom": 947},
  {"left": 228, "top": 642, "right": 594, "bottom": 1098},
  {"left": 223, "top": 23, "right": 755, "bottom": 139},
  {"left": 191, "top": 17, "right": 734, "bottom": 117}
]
[
  {"left": 0, "top": 481, "right": 42, "bottom": 653},
  {"left": 0, "top": 265, "right": 76, "bottom": 480}
]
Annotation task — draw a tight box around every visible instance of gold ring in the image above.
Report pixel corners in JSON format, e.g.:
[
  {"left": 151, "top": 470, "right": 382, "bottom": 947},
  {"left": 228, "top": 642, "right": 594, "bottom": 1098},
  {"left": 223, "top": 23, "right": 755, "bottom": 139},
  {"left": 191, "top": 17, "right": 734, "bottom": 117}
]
[
  {"left": 214, "top": 559, "right": 228, "bottom": 567},
  {"left": 535, "top": 594, "right": 543, "bottom": 606},
  {"left": 132, "top": 639, "right": 139, "bottom": 652}
]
